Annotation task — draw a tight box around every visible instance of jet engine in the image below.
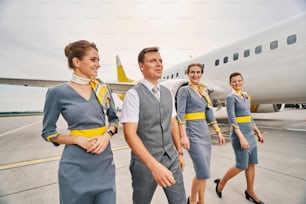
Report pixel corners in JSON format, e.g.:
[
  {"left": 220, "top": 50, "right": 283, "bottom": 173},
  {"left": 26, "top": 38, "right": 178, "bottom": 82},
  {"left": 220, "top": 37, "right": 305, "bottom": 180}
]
[{"left": 250, "top": 104, "right": 286, "bottom": 113}]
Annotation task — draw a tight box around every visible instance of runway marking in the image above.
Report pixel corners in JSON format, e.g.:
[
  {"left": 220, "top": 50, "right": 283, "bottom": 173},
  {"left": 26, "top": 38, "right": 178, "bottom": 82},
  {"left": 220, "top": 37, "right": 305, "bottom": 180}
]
[
  {"left": 286, "top": 128, "right": 306, "bottom": 132},
  {"left": 0, "top": 127, "right": 230, "bottom": 171},
  {"left": 0, "top": 182, "right": 58, "bottom": 198},
  {"left": 212, "top": 153, "right": 306, "bottom": 181},
  {"left": 0, "top": 120, "right": 41, "bottom": 138},
  {"left": 0, "top": 145, "right": 129, "bottom": 171},
  {"left": 0, "top": 157, "right": 60, "bottom": 170},
  {"left": 259, "top": 126, "right": 306, "bottom": 132},
  {"left": 113, "top": 145, "right": 129, "bottom": 151},
  {"left": 0, "top": 126, "right": 230, "bottom": 171}
]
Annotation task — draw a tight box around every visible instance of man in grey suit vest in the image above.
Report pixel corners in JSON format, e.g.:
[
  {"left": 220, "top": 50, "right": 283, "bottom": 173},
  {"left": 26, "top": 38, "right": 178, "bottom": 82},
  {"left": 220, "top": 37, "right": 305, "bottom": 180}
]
[{"left": 120, "top": 47, "right": 187, "bottom": 204}]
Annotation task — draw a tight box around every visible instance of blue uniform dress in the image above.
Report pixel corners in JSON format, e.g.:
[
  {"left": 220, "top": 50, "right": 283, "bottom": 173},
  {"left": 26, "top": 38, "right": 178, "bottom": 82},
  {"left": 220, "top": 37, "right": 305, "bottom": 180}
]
[
  {"left": 41, "top": 83, "right": 118, "bottom": 204},
  {"left": 177, "top": 85, "right": 216, "bottom": 179},
  {"left": 226, "top": 91, "right": 258, "bottom": 170}
]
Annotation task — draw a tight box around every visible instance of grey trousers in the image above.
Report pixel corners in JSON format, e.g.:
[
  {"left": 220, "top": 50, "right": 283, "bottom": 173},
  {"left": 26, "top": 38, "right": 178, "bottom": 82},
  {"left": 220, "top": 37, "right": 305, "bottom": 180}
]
[{"left": 130, "top": 154, "right": 186, "bottom": 204}]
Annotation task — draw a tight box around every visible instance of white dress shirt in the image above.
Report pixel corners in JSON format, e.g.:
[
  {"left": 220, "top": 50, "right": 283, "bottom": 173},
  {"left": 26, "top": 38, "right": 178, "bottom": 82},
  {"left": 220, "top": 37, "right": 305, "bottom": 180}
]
[{"left": 120, "top": 79, "right": 176, "bottom": 123}]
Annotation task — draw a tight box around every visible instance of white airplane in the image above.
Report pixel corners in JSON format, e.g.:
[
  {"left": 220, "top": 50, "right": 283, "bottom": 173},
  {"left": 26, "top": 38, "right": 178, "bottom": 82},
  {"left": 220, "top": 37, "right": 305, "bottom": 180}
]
[
  {"left": 1, "top": 12, "right": 306, "bottom": 112},
  {"left": 159, "top": 12, "right": 306, "bottom": 112}
]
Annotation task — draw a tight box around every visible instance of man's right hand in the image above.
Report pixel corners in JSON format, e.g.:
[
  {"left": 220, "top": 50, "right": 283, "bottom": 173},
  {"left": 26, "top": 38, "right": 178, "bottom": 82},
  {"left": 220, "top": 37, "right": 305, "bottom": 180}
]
[{"left": 150, "top": 161, "right": 176, "bottom": 188}]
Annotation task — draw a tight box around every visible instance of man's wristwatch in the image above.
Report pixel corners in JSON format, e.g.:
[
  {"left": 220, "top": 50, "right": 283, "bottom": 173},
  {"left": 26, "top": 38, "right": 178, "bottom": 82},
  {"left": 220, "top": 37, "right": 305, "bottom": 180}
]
[{"left": 107, "top": 130, "right": 115, "bottom": 137}]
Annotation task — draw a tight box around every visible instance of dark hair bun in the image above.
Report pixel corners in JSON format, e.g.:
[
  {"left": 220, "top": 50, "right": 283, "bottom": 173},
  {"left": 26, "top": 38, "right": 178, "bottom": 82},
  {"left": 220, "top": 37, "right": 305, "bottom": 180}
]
[{"left": 64, "top": 43, "right": 73, "bottom": 58}]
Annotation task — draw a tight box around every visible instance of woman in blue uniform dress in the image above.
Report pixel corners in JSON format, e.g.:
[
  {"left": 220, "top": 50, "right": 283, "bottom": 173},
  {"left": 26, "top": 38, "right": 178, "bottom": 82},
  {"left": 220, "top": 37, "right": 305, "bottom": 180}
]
[
  {"left": 214, "top": 72, "right": 265, "bottom": 204},
  {"left": 41, "top": 40, "right": 119, "bottom": 204},
  {"left": 177, "top": 63, "right": 225, "bottom": 204}
]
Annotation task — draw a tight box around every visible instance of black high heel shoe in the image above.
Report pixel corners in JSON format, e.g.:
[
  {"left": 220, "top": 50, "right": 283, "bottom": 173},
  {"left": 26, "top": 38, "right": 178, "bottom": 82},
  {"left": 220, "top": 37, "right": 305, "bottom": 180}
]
[
  {"left": 187, "top": 197, "right": 199, "bottom": 204},
  {"left": 214, "top": 179, "right": 222, "bottom": 198},
  {"left": 245, "top": 190, "right": 264, "bottom": 204}
]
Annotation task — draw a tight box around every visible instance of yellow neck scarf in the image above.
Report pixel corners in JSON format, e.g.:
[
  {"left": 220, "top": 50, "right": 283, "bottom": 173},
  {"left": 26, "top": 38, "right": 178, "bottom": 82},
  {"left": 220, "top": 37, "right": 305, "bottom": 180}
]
[
  {"left": 234, "top": 90, "right": 251, "bottom": 102},
  {"left": 89, "top": 78, "right": 111, "bottom": 111},
  {"left": 235, "top": 90, "right": 243, "bottom": 95},
  {"left": 189, "top": 82, "right": 212, "bottom": 107}
]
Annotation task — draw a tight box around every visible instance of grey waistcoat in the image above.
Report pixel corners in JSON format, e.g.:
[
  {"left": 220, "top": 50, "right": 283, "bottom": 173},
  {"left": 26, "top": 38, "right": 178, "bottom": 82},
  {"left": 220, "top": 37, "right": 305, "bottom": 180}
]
[{"left": 133, "top": 83, "right": 178, "bottom": 161}]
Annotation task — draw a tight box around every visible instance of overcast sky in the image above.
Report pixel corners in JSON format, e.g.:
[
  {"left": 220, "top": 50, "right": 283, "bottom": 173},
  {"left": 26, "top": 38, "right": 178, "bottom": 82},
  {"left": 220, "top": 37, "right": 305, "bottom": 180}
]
[{"left": 0, "top": 0, "right": 305, "bottom": 111}]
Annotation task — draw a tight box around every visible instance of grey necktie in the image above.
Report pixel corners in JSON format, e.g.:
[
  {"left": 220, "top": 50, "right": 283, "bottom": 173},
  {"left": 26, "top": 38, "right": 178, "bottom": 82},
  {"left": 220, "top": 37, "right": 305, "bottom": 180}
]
[{"left": 152, "top": 86, "right": 160, "bottom": 101}]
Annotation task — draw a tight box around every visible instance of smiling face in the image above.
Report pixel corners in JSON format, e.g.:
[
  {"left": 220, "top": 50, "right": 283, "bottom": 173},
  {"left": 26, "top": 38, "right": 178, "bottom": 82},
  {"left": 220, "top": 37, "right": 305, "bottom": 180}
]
[
  {"left": 230, "top": 74, "right": 244, "bottom": 91},
  {"left": 73, "top": 48, "right": 100, "bottom": 79},
  {"left": 139, "top": 51, "right": 163, "bottom": 84},
  {"left": 187, "top": 65, "right": 203, "bottom": 84}
]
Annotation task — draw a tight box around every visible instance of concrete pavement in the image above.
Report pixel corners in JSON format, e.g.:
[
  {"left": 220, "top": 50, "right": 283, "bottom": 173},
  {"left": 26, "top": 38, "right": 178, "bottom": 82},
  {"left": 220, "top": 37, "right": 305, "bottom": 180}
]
[{"left": 0, "top": 109, "right": 305, "bottom": 204}]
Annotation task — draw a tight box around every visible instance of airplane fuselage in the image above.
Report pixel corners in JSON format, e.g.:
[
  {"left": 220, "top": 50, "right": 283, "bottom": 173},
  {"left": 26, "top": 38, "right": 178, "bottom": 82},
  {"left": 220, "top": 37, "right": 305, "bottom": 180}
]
[{"left": 162, "top": 12, "right": 306, "bottom": 105}]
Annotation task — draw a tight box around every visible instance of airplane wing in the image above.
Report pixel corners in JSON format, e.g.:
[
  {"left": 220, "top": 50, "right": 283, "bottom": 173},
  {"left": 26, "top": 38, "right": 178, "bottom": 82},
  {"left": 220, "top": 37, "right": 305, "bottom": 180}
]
[
  {"left": 0, "top": 77, "right": 135, "bottom": 94},
  {"left": 0, "top": 77, "right": 64, "bottom": 87},
  {"left": 107, "top": 82, "right": 135, "bottom": 93}
]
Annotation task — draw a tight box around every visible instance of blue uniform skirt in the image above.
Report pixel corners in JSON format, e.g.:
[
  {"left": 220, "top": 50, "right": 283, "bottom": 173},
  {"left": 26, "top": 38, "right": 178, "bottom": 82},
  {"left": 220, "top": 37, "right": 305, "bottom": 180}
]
[
  {"left": 231, "top": 122, "right": 258, "bottom": 169},
  {"left": 58, "top": 144, "right": 116, "bottom": 204},
  {"left": 187, "top": 120, "right": 211, "bottom": 179}
]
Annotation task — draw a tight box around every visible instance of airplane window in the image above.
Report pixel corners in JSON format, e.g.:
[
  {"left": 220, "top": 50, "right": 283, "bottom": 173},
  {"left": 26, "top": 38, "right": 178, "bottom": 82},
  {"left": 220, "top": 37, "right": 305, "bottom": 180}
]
[
  {"left": 202, "top": 64, "right": 205, "bottom": 68},
  {"left": 287, "top": 34, "right": 297, "bottom": 45},
  {"left": 176, "top": 73, "right": 179, "bottom": 78},
  {"left": 171, "top": 74, "right": 173, "bottom": 79},
  {"left": 223, "top": 56, "right": 228, "bottom": 63},
  {"left": 215, "top": 59, "right": 219, "bottom": 66},
  {"left": 270, "top": 40, "right": 278, "bottom": 50},
  {"left": 244, "top": 49, "right": 250, "bottom": 57},
  {"left": 233, "top": 53, "right": 239, "bottom": 60},
  {"left": 255, "top": 45, "right": 262, "bottom": 54}
]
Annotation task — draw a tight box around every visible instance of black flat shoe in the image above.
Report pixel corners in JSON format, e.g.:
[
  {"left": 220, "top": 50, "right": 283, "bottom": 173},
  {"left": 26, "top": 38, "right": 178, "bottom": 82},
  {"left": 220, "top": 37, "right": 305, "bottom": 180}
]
[
  {"left": 214, "top": 179, "right": 222, "bottom": 198},
  {"left": 245, "top": 190, "right": 264, "bottom": 204}
]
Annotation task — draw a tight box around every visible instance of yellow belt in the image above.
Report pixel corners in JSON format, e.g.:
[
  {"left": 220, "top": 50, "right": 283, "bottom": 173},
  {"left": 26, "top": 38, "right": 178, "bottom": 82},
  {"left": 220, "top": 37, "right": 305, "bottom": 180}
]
[
  {"left": 70, "top": 126, "right": 106, "bottom": 138},
  {"left": 235, "top": 116, "right": 252, "bottom": 123},
  {"left": 185, "top": 112, "right": 206, "bottom": 120}
]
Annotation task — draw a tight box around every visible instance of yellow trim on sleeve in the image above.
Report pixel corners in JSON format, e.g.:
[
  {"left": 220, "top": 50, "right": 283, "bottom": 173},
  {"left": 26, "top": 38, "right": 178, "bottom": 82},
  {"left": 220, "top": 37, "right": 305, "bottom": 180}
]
[
  {"left": 110, "top": 123, "right": 118, "bottom": 128},
  {"left": 209, "top": 121, "right": 217, "bottom": 125},
  {"left": 177, "top": 116, "right": 186, "bottom": 124},
  {"left": 46, "top": 133, "right": 60, "bottom": 142},
  {"left": 231, "top": 124, "right": 240, "bottom": 129}
]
